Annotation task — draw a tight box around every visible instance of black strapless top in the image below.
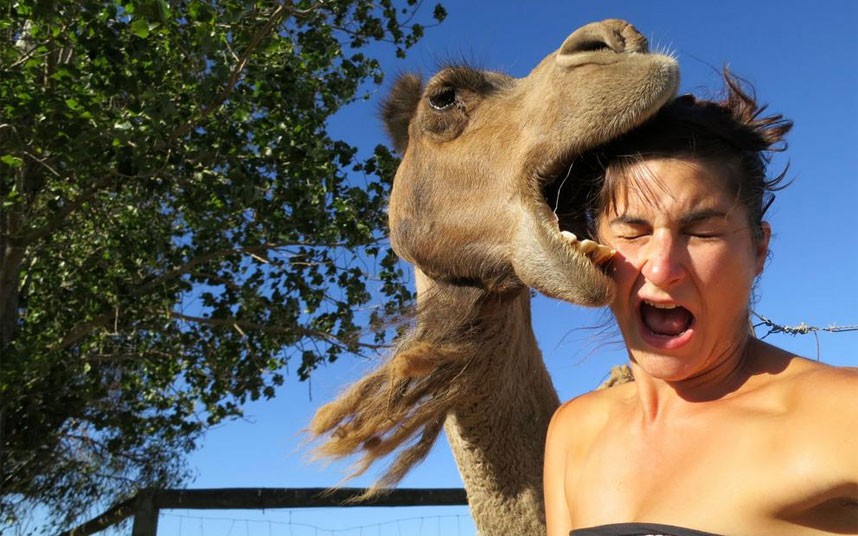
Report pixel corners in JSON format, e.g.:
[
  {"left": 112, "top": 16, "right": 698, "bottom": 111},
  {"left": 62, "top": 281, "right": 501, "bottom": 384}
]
[{"left": 571, "top": 522, "right": 723, "bottom": 536}]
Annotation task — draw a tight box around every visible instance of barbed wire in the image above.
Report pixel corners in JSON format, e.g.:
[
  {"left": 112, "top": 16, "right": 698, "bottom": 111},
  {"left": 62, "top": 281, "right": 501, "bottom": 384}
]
[
  {"left": 751, "top": 312, "right": 858, "bottom": 361},
  {"left": 752, "top": 312, "right": 858, "bottom": 338}
]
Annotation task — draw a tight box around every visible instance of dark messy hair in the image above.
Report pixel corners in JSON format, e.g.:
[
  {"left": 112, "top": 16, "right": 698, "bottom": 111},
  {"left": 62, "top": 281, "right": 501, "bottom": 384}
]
[{"left": 582, "top": 69, "right": 793, "bottom": 243}]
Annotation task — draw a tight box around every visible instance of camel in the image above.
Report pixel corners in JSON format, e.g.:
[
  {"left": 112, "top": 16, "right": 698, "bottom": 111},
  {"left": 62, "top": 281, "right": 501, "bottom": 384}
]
[{"left": 309, "top": 19, "right": 679, "bottom": 534}]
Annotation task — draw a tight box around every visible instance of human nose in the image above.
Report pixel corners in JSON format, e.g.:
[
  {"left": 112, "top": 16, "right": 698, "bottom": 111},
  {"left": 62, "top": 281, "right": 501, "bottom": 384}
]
[{"left": 639, "top": 231, "right": 686, "bottom": 288}]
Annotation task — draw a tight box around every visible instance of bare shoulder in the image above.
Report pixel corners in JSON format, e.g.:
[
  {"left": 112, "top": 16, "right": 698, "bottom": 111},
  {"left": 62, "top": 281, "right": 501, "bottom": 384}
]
[
  {"left": 545, "top": 381, "right": 633, "bottom": 462},
  {"left": 782, "top": 355, "right": 858, "bottom": 409},
  {"left": 750, "top": 340, "right": 857, "bottom": 407},
  {"left": 547, "top": 380, "right": 635, "bottom": 455},
  {"left": 777, "top": 356, "right": 858, "bottom": 481},
  {"left": 544, "top": 380, "right": 636, "bottom": 535}
]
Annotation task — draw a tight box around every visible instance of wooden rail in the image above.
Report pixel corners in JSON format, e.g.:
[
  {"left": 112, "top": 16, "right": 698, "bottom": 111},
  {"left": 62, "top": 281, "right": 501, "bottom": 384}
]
[{"left": 61, "top": 487, "right": 469, "bottom": 536}]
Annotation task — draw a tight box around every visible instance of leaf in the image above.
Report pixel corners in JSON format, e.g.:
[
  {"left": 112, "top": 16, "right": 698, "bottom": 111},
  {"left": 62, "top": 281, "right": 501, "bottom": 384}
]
[
  {"left": 1, "top": 154, "right": 24, "bottom": 167},
  {"left": 131, "top": 19, "right": 150, "bottom": 39}
]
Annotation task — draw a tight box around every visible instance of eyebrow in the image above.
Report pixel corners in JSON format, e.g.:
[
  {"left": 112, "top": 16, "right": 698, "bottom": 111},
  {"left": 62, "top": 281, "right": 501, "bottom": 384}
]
[
  {"left": 609, "top": 209, "right": 730, "bottom": 227},
  {"left": 680, "top": 209, "right": 730, "bottom": 225},
  {"left": 608, "top": 215, "right": 648, "bottom": 227}
]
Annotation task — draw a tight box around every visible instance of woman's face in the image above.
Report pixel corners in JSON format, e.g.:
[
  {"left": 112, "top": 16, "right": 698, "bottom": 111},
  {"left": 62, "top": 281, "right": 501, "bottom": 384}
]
[{"left": 596, "top": 157, "right": 770, "bottom": 382}]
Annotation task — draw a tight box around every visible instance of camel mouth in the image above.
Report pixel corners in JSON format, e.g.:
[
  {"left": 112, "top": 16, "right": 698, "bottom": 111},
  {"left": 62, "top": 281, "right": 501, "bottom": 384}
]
[
  {"left": 538, "top": 160, "right": 615, "bottom": 268},
  {"left": 558, "top": 229, "right": 615, "bottom": 265}
]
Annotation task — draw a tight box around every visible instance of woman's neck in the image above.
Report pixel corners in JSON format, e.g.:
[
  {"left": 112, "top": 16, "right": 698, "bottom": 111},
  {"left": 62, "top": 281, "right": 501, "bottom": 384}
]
[{"left": 630, "top": 333, "right": 759, "bottom": 422}]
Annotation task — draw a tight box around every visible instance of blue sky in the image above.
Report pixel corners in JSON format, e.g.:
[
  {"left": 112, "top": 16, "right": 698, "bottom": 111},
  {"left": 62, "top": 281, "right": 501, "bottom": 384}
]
[{"left": 55, "top": 1, "right": 857, "bottom": 534}]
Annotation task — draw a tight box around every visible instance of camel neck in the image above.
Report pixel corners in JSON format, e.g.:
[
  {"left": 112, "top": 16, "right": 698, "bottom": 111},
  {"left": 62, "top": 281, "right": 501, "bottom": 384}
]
[
  {"left": 415, "top": 281, "right": 558, "bottom": 535},
  {"left": 413, "top": 279, "right": 549, "bottom": 398}
]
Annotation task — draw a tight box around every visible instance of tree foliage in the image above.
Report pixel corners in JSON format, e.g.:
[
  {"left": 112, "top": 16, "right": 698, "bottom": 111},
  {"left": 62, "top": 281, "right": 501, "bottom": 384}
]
[{"left": 0, "top": 0, "right": 444, "bottom": 526}]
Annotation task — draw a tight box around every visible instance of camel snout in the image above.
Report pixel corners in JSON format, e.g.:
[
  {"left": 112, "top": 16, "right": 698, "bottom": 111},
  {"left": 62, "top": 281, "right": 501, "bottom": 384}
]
[{"left": 557, "top": 19, "right": 649, "bottom": 67}]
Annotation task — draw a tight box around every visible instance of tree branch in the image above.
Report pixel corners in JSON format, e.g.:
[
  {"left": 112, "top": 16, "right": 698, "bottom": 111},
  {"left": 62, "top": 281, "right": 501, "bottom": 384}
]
[
  {"left": 19, "top": 173, "right": 116, "bottom": 245},
  {"left": 168, "top": 3, "right": 289, "bottom": 141},
  {"left": 131, "top": 244, "right": 282, "bottom": 296},
  {"left": 169, "top": 311, "right": 388, "bottom": 352},
  {"left": 51, "top": 312, "right": 114, "bottom": 351}
]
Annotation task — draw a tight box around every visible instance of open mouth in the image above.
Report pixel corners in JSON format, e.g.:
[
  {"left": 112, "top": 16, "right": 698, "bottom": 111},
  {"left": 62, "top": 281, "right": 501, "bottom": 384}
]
[
  {"left": 640, "top": 301, "right": 694, "bottom": 337},
  {"left": 539, "top": 157, "right": 615, "bottom": 267}
]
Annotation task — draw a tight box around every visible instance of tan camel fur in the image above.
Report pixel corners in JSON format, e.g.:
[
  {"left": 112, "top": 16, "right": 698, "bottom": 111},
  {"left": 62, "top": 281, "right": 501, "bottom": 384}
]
[{"left": 309, "top": 19, "right": 679, "bottom": 534}]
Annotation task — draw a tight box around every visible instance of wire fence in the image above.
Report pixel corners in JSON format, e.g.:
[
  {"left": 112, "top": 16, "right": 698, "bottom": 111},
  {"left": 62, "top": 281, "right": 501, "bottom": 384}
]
[
  {"left": 156, "top": 508, "right": 475, "bottom": 536},
  {"left": 58, "top": 488, "right": 473, "bottom": 536}
]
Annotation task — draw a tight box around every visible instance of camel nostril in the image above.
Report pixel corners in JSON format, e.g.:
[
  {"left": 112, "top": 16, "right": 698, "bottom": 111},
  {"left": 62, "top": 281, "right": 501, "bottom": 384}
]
[
  {"left": 560, "top": 30, "right": 623, "bottom": 57},
  {"left": 557, "top": 19, "right": 649, "bottom": 61},
  {"left": 570, "top": 39, "right": 613, "bottom": 54}
]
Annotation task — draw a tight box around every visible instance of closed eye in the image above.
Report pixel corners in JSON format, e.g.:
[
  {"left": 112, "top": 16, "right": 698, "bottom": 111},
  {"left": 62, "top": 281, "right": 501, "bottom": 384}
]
[
  {"left": 684, "top": 224, "right": 730, "bottom": 239},
  {"left": 687, "top": 232, "right": 722, "bottom": 239},
  {"left": 612, "top": 223, "right": 651, "bottom": 242}
]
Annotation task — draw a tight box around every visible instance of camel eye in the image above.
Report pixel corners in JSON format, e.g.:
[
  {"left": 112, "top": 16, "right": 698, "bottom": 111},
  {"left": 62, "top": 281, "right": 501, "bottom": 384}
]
[{"left": 428, "top": 87, "right": 457, "bottom": 110}]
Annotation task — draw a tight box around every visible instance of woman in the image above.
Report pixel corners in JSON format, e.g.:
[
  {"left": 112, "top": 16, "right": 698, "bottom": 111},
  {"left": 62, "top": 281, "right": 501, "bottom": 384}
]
[{"left": 543, "top": 74, "right": 858, "bottom": 536}]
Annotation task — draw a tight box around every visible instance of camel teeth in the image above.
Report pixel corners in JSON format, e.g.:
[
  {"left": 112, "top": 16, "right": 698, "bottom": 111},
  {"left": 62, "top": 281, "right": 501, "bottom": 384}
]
[
  {"left": 578, "top": 239, "right": 599, "bottom": 254},
  {"left": 560, "top": 230, "right": 578, "bottom": 243},
  {"left": 560, "top": 231, "right": 615, "bottom": 263},
  {"left": 589, "top": 244, "right": 616, "bottom": 264}
]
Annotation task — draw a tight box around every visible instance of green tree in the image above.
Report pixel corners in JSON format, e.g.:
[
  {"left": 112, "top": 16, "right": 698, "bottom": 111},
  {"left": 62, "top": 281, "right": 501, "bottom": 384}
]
[{"left": 0, "top": 0, "right": 444, "bottom": 526}]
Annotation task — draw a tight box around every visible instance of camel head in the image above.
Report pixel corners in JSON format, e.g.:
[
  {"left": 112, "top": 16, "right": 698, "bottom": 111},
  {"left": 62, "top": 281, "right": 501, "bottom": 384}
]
[
  {"left": 383, "top": 19, "right": 679, "bottom": 305},
  {"left": 308, "top": 20, "right": 679, "bottom": 504}
]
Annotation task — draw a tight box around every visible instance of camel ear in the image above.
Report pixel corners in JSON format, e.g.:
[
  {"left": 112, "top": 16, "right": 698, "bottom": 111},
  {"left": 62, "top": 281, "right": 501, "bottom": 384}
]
[{"left": 381, "top": 73, "right": 423, "bottom": 154}]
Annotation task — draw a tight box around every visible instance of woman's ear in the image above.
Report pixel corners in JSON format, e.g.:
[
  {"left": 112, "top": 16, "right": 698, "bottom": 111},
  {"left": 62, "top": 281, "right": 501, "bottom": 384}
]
[{"left": 755, "top": 221, "right": 771, "bottom": 275}]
